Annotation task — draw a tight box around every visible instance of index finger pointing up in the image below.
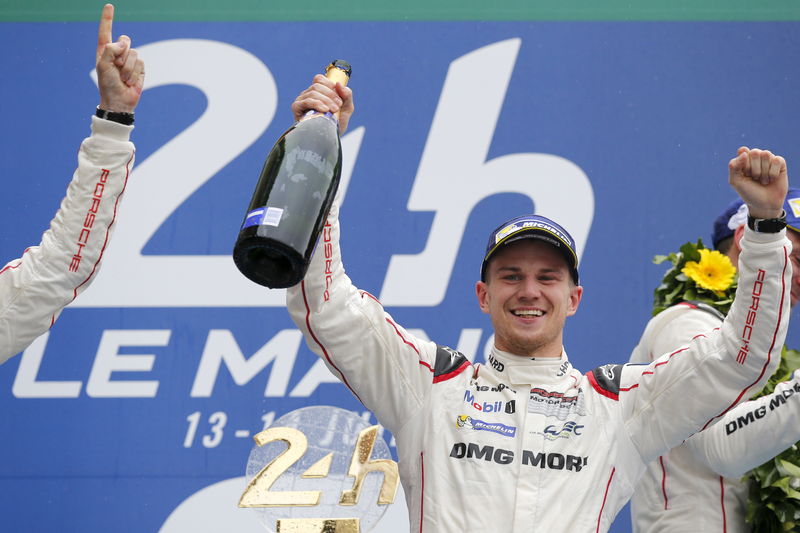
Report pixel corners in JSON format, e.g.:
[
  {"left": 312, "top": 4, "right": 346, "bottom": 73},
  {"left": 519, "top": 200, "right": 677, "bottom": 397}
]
[{"left": 97, "top": 4, "right": 114, "bottom": 59}]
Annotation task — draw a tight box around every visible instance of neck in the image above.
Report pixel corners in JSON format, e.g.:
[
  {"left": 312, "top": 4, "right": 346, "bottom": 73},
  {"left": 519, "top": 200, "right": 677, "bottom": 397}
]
[{"left": 496, "top": 341, "right": 564, "bottom": 359}]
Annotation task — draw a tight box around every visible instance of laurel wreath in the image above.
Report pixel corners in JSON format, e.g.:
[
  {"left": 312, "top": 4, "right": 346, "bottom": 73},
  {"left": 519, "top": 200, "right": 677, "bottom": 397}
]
[
  {"left": 653, "top": 240, "right": 800, "bottom": 532},
  {"left": 744, "top": 346, "right": 800, "bottom": 532},
  {"left": 652, "top": 239, "right": 736, "bottom": 316}
]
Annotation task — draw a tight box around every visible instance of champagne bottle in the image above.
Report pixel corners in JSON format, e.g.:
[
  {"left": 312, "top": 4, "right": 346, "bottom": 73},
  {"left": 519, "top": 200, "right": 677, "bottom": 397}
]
[{"left": 233, "top": 60, "right": 351, "bottom": 288}]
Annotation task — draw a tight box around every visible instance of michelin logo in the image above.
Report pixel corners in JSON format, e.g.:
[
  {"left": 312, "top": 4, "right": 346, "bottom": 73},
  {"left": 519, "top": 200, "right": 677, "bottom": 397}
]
[
  {"left": 494, "top": 220, "right": 573, "bottom": 248},
  {"left": 456, "top": 415, "right": 516, "bottom": 438}
]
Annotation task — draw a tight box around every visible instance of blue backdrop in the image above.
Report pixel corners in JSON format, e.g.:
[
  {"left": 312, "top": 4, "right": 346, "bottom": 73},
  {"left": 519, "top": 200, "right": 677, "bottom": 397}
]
[{"left": 0, "top": 21, "right": 798, "bottom": 532}]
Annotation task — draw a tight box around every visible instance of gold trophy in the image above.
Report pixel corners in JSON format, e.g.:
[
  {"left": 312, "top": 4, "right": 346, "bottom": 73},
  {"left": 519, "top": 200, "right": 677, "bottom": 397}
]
[{"left": 239, "top": 406, "right": 399, "bottom": 533}]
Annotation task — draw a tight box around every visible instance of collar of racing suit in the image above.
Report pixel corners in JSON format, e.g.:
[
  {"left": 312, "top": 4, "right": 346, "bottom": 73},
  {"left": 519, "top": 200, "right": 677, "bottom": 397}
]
[{"left": 487, "top": 347, "right": 576, "bottom": 387}]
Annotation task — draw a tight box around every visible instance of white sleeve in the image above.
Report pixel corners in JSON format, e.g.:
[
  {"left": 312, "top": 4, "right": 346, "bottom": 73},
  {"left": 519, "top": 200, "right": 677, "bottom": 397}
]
[
  {"left": 649, "top": 310, "right": 723, "bottom": 363},
  {"left": 0, "top": 116, "right": 135, "bottom": 363},
  {"left": 628, "top": 306, "right": 723, "bottom": 366},
  {"left": 620, "top": 228, "right": 792, "bottom": 463},
  {"left": 285, "top": 194, "right": 443, "bottom": 435},
  {"left": 686, "top": 370, "right": 800, "bottom": 478}
]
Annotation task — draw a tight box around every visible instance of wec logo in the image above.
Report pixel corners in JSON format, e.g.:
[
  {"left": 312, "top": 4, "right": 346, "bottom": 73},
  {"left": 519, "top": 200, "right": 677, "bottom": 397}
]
[{"left": 544, "top": 421, "right": 584, "bottom": 439}]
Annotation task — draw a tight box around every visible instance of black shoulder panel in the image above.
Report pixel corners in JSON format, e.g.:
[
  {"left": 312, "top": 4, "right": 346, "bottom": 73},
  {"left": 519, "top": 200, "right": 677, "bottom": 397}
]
[
  {"left": 590, "top": 364, "right": 624, "bottom": 395},
  {"left": 680, "top": 300, "right": 725, "bottom": 321},
  {"left": 434, "top": 345, "right": 469, "bottom": 378}
]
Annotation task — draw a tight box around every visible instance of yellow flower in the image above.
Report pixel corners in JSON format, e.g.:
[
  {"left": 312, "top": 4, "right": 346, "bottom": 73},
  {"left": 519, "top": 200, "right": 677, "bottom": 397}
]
[{"left": 681, "top": 249, "right": 737, "bottom": 293}]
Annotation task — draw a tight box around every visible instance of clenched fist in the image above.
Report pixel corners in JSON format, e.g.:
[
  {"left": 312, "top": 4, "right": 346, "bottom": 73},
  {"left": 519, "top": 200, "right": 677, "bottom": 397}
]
[{"left": 729, "top": 146, "right": 788, "bottom": 220}]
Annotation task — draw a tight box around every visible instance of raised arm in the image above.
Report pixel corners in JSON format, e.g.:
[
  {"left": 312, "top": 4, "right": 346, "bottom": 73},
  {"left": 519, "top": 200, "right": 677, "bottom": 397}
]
[
  {"left": 621, "top": 147, "right": 791, "bottom": 462},
  {"left": 0, "top": 4, "right": 143, "bottom": 362},
  {"left": 285, "top": 76, "right": 443, "bottom": 434}
]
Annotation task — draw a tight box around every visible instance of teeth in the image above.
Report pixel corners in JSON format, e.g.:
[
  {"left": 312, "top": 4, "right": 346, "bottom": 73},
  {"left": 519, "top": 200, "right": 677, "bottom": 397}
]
[{"left": 514, "top": 309, "right": 543, "bottom": 317}]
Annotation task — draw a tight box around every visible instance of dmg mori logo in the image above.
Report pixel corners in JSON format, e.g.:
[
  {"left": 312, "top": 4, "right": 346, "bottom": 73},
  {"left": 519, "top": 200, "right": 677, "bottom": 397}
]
[{"left": 72, "top": 38, "right": 594, "bottom": 309}]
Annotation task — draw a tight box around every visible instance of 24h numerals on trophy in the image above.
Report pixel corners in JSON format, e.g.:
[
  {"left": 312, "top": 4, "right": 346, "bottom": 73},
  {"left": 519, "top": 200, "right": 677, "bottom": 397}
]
[{"left": 239, "top": 425, "right": 399, "bottom": 532}]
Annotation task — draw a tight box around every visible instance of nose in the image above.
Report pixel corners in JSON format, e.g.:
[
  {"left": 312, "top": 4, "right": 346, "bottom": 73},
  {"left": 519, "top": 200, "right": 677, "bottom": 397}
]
[{"left": 517, "top": 277, "right": 542, "bottom": 300}]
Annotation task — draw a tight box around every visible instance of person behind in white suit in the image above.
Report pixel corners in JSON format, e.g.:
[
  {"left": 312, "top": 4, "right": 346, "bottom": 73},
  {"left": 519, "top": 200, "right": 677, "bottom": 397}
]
[{"left": 630, "top": 181, "right": 800, "bottom": 532}]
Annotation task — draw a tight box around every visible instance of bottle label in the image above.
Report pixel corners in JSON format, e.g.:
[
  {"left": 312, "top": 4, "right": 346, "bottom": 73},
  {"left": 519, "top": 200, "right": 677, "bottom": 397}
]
[{"left": 241, "top": 207, "right": 283, "bottom": 230}]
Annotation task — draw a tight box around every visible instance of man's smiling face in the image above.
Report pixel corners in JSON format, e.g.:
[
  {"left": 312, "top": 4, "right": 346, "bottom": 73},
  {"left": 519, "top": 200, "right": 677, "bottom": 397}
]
[{"left": 476, "top": 239, "right": 583, "bottom": 358}]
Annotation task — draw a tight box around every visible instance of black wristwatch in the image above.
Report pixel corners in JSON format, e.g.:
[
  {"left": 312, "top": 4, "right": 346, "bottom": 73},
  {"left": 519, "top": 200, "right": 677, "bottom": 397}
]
[
  {"left": 747, "top": 210, "right": 787, "bottom": 233},
  {"left": 95, "top": 106, "right": 134, "bottom": 126}
]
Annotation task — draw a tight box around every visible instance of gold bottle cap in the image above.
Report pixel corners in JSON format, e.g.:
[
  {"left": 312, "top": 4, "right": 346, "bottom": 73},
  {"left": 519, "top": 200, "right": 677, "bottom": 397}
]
[{"left": 325, "top": 60, "right": 351, "bottom": 87}]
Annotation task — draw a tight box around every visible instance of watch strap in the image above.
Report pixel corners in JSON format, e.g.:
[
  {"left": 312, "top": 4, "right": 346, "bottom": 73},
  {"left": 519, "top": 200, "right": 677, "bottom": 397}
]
[
  {"left": 95, "top": 106, "right": 134, "bottom": 126},
  {"left": 747, "top": 210, "right": 787, "bottom": 233}
]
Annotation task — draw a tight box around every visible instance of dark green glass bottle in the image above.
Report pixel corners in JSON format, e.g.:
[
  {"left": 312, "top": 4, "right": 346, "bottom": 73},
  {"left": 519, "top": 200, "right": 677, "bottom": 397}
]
[{"left": 233, "top": 60, "right": 351, "bottom": 288}]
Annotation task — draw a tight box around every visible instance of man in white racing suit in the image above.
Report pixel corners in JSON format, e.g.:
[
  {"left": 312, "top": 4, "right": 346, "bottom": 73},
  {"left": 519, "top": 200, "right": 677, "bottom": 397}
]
[
  {"left": 0, "top": 4, "right": 144, "bottom": 363},
  {"left": 285, "top": 75, "right": 792, "bottom": 532},
  {"left": 630, "top": 186, "right": 800, "bottom": 532}
]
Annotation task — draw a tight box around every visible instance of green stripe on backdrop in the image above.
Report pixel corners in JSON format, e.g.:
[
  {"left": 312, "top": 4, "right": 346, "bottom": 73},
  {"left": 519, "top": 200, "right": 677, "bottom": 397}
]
[{"left": 3, "top": 0, "right": 800, "bottom": 22}]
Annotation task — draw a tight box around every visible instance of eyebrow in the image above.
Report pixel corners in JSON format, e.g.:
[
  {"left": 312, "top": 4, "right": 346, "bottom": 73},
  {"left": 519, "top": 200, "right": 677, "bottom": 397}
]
[
  {"left": 538, "top": 268, "right": 565, "bottom": 277},
  {"left": 494, "top": 266, "right": 565, "bottom": 276}
]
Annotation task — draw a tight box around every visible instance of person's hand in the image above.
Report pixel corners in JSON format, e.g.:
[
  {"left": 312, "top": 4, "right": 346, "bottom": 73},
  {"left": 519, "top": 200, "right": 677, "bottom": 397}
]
[
  {"left": 729, "top": 146, "right": 788, "bottom": 219},
  {"left": 290, "top": 74, "right": 354, "bottom": 134},
  {"left": 96, "top": 4, "right": 144, "bottom": 114}
]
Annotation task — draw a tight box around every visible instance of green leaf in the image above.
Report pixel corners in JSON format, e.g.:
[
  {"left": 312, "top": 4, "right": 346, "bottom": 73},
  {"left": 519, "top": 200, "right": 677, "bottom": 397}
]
[
  {"left": 771, "top": 477, "right": 800, "bottom": 500},
  {"left": 679, "top": 240, "right": 702, "bottom": 261},
  {"left": 746, "top": 436, "right": 800, "bottom": 530},
  {"left": 665, "top": 281, "right": 686, "bottom": 302},
  {"left": 779, "top": 460, "right": 800, "bottom": 480}
]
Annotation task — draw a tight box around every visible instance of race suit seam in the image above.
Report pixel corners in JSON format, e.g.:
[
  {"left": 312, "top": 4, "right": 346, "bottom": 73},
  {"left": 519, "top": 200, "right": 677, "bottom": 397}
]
[
  {"left": 659, "top": 455, "right": 669, "bottom": 510},
  {"left": 701, "top": 245, "right": 788, "bottom": 430},
  {"left": 623, "top": 345, "right": 715, "bottom": 464},
  {"left": 419, "top": 452, "right": 425, "bottom": 533},
  {"left": 0, "top": 259, "right": 33, "bottom": 319},
  {"left": 71, "top": 151, "right": 134, "bottom": 300},
  {"left": 596, "top": 467, "right": 616, "bottom": 532},
  {"left": 587, "top": 371, "right": 619, "bottom": 401},
  {"left": 619, "top": 345, "right": 695, "bottom": 399},
  {"left": 360, "top": 291, "right": 424, "bottom": 359},
  {"left": 719, "top": 475, "right": 727, "bottom": 532},
  {"left": 432, "top": 360, "right": 471, "bottom": 383},
  {"left": 301, "top": 280, "right": 364, "bottom": 404},
  {"left": 0, "top": 261, "right": 22, "bottom": 276},
  {"left": 349, "top": 291, "right": 428, "bottom": 420},
  {"left": 384, "top": 316, "right": 421, "bottom": 356}
]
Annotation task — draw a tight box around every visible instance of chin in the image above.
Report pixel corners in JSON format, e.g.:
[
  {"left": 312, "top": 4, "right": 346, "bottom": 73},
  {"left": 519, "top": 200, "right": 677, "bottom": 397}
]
[{"left": 505, "top": 339, "right": 545, "bottom": 356}]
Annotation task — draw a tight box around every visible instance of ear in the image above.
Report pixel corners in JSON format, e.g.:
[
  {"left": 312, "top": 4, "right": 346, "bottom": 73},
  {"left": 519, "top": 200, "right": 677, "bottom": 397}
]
[
  {"left": 476, "top": 281, "right": 490, "bottom": 314},
  {"left": 566, "top": 285, "right": 583, "bottom": 317},
  {"left": 733, "top": 224, "right": 746, "bottom": 252}
]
